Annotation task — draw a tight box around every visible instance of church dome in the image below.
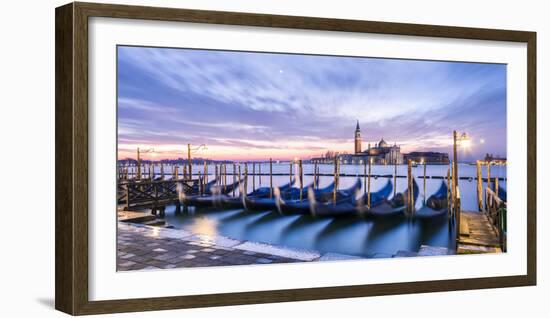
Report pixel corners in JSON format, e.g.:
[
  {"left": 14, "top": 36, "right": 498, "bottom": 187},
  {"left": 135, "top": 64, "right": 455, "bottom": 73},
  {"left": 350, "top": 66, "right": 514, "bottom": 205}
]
[{"left": 378, "top": 138, "right": 388, "bottom": 148}]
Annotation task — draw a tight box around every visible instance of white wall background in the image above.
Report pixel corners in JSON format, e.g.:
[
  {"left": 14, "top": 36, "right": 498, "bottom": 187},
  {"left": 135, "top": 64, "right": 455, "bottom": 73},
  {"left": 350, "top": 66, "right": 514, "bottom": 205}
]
[{"left": 0, "top": 0, "right": 547, "bottom": 317}]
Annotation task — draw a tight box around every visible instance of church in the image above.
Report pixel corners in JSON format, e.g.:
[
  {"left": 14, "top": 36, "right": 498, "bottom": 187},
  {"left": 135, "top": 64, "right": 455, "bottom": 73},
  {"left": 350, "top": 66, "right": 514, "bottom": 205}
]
[{"left": 344, "top": 121, "right": 403, "bottom": 165}]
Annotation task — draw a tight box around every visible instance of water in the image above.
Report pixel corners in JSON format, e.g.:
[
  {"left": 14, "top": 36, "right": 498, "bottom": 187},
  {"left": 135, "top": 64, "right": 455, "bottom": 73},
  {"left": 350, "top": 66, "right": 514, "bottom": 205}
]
[{"left": 134, "top": 163, "right": 507, "bottom": 258}]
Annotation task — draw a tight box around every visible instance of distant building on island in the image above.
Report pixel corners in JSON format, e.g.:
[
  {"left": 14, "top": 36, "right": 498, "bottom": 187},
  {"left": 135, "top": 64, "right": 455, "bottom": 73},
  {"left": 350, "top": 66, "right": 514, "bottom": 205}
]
[
  {"left": 484, "top": 153, "right": 506, "bottom": 164},
  {"left": 310, "top": 121, "right": 449, "bottom": 165},
  {"left": 403, "top": 152, "right": 450, "bottom": 165}
]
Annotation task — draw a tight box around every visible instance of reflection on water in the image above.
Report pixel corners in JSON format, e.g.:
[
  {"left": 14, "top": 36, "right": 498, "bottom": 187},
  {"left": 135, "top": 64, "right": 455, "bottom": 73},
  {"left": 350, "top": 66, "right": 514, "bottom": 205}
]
[
  {"left": 156, "top": 163, "right": 503, "bottom": 258},
  {"left": 164, "top": 206, "right": 456, "bottom": 258}
]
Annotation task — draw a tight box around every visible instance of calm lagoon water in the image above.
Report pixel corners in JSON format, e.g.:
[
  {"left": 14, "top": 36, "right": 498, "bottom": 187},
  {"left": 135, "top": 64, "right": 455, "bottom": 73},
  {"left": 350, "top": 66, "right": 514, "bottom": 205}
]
[{"left": 150, "top": 163, "right": 506, "bottom": 258}]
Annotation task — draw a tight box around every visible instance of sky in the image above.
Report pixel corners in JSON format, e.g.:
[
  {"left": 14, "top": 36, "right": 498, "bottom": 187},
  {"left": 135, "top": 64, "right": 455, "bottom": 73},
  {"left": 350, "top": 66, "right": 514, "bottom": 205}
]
[{"left": 117, "top": 46, "right": 507, "bottom": 162}]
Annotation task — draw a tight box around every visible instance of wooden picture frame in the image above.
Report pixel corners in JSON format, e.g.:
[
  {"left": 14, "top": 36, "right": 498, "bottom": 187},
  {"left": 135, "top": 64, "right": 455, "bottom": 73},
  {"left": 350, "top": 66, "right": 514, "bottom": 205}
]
[{"left": 55, "top": 2, "right": 536, "bottom": 315}]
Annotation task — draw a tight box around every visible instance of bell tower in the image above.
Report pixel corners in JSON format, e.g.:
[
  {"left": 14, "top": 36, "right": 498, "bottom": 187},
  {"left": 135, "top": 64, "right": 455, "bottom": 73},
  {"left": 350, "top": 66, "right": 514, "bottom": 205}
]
[{"left": 354, "top": 120, "right": 362, "bottom": 154}]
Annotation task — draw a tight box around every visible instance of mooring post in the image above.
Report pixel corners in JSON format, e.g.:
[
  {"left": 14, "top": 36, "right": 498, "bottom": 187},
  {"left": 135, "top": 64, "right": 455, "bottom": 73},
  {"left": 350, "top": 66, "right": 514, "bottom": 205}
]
[
  {"left": 232, "top": 163, "right": 236, "bottom": 197},
  {"left": 224, "top": 164, "right": 227, "bottom": 190},
  {"left": 368, "top": 158, "right": 372, "bottom": 209},
  {"left": 363, "top": 160, "right": 367, "bottom": 195},
  {"left": 289, "top": 161, "right": 293, "bottom": 185},
  {"left": 476, "top": 160, "right": 482, "bottom": 211},
  {"left": 174, "top": 165, "right": 179, "bottom": 180},
  {"left": 187, "top": 143, "right": 192, "bottom": 179},
  {"left": 269, "top": 158, "right": 273, "bottom": 199},
  {"left": 447, "top": 168, "right": 451, "bottom": 218},
  {"left": 333, "top": 156, "right": 337, "bottom": 204},
  {"left": 313, "top": 162, "right": 318, "bottom": 190},
  {"left": 204, "top": 161, "right": 208, "bottom": 183},
  {"left": 244, "top": 163, "right": 248, "bottom": 196},
  {"left": 160, "top": 162, "right": 164, "bottom": 180},
  {"left": 495, "top": 172, "right": 499, "bottom": 198},
  {"left": 136, "top": 147, "right": 141, "bottom": 181},
  {"left": 252, "top": 162, "right": 256, "bottom": 191},
  {"left": 487, "top": 161, "right": 492, "bottom": 191},
  {"left": 124, "top": 183, "right": 130, "bottom": 211},
  {"left": 299, "top": 159, "right": 303, "bottom": 202},
  {"left": 198, "top": 170, "right": 204, "bottom": 196},
  {"left": 238, "top": 164, "right": 242, "bottom": 196},
  {"left": 450, "top": 162, "right": 454, "bottom": 217},
  {"left": 423, "top": 160, "right": 427, "bottom": 205},
  {"left": 407, "top": 159, "right": 413, "bottom": 214},
  {"left": 393, "top": 160, "right": 397, "bottom": 197},
  {"left": 259, "top": 163, "right": 262, "bottom": 187}
]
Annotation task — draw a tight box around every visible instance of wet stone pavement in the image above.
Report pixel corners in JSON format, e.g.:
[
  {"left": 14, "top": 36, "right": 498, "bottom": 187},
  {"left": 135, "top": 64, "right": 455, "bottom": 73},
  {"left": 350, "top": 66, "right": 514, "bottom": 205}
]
[{"left": 117, "top": 222, "right": 314, "bottom": 271}]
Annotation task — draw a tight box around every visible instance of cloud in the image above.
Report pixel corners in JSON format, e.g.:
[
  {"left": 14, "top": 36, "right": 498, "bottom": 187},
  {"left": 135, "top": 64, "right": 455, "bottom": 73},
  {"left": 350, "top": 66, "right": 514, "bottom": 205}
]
[{"left": 117, "top": 46, "right": 506, "bottom": 160}]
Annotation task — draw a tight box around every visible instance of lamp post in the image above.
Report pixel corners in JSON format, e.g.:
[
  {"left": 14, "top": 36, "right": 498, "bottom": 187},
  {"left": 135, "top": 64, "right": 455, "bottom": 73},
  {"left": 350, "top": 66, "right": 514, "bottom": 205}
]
[
  {"left": 452, "top": 131, "right": 470, "bottom": 221},
  {"left": 136, "top": 147, "right": 154, "bottom": 180},
  {"left": 187, "top": 143, "right": 207, "bottom": 180}
]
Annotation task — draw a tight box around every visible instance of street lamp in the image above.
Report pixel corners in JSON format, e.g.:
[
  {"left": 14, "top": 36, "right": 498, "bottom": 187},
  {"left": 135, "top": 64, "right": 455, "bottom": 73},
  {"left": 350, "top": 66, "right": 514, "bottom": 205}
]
[
  {"left": 452, "top": 131, "right": 470, "bottom": 214},
  {"left": 187, "top": 143, "right": 207, "bottom": 178},
  {"left": 136, "top": 147, "right": 154, "bottom": 180}
]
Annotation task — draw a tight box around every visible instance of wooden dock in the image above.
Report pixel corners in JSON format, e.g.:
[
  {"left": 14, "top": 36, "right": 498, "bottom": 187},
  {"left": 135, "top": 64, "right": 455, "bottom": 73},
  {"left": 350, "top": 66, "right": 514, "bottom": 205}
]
[{"left": 457, "top": 210, "right": 502, "bottom": 254}]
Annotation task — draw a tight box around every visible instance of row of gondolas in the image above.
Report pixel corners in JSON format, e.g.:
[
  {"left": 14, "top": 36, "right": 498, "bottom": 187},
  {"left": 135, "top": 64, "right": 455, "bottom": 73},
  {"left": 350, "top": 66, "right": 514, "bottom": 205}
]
[{"left": 179, "top": 177, "right": 451, "bottom": 220}]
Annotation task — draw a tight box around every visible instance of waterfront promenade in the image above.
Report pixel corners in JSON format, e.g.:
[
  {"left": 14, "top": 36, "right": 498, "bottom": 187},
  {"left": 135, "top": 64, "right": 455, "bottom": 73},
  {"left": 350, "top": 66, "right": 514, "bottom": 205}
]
[
  {"left": 118, "top": 222, "right": 307, "bottom": 270},
  {"left": 117, "top": 216, "right": 370, "bottom": 271}
]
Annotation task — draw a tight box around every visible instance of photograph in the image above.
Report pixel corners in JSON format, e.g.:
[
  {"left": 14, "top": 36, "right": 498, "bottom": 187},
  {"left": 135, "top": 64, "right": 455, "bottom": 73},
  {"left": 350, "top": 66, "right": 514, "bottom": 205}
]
[{"left": 116, "top": 45, "right": 508, "bottom": 271}]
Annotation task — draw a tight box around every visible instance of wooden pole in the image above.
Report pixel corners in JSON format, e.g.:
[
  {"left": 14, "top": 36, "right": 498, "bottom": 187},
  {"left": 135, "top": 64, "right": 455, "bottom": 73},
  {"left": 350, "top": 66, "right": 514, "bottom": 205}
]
[
  {"left": 313, "top": 162, "right": 318, "bottom": 190},
  {"left": 215, "top": 164, "right": 218, "bottom": 185},
  {"left": 198, "top": 171, "right": 203, "bottom": 195},
  {"left": 269, "top": 158, "right": 273, "bottom": 199},
  {"left": 259, "top": 163, "right": 262, "bottom": 187},
  {"left": 232, "top": 163, "right": 236, "bottom": 197},
  {"left": 224, "top": 164, "right": 227, "bottom": 190},
  {"left": 290, "top": 161, "right": 293, "bottom": 185},
  {"left": 495, "top": 173, "right": 499, "bottom": 198},
  {"left": 447, "top": 168, "right": 451, "bottom": 218},
  {"left": 487, "top": 161, "right": 492, "bottom": 190},
  {"left": 244, "top": 163, "right": 248, "bottom": 196},
  {"left": 187, "top": 144, "right": 192, "bottom": 178},
  {"left": 363, "top": 160, "right": 367, "bottom": 195},
  {"left": 174, "top": 165, "right": 179, "bottom": 181},
  {"left": 333, "top": 157, "right": 337, "bottom": 203},
  {"left": 407, "top": 159, "right": 413, "bottom": 214},
  {"left": 299, "top": 159, "right": 303, "bottom": 202},
  {"left": 204, "top": 161, "right": 208, "bottom": 183},
  {"left": 476, "top": 160, "right": 483, "bottom": 211},
  {"left": 252, "top": 162, "right": 256, "bottom": 191},
  {"left": 136, "top": 148, "right": 141, "bottom": 181},
  {"left": 367, "top": 158, "right": 372, "bottom": 209},
  {"left": 393, "top": 160, "right": 397, "bottom": 197},
  {"left": 452, "top": 131, "right": 458, "bottom": 217},
  {"left": 337, "top": 157, "right": 341, "bottom": 187},
  {"left": 423, "top": 160, "right": 426, "bottom": 205},
  {"left": 160, "top": 162, "right": 164, "bottom": 180}
]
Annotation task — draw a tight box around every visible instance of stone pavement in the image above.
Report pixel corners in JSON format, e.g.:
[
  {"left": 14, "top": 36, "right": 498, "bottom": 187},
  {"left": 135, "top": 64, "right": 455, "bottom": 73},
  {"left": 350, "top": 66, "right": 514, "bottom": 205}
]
[{"left": 117, "top": 222, "right": 321, "bottom": 271}]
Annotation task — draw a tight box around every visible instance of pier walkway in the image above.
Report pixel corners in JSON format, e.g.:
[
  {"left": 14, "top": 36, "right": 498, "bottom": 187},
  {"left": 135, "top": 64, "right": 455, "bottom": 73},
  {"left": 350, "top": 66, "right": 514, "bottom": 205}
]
[{"left": 457, "top": 210, "right": 502, "bottom": 254}]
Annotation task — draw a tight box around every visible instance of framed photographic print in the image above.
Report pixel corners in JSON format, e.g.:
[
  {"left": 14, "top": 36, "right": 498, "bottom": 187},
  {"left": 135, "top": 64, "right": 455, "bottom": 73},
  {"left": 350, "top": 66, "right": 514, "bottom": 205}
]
[{"left": 55, "top": 2, "right": 536, "bottom": 315}]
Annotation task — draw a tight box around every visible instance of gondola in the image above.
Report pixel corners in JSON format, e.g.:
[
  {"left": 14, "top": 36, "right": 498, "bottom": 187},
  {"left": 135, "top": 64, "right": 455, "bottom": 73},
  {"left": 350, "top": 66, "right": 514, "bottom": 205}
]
[
  {"left": 413, "top": 181, "right": 449, "bottom": 219},
  {"left": 245, "top": 178, "right": 296, "bottom": 198},
  {"left": 184, "top": 178, "right": 295, "bottom": 208},
  {"left": 278, "top": 179, "right": 364, "bottom": 215},
  {"left": 245, "top": 179, "right": 361, "bottom": 213},
  {"left": 183, "top": 178, "right": 243, "bottom": 207},
  {"left": 367, "top": 179, "right": 419, "bottom": 218},
  {"left": 310, "top": 179, "right": 393, "bottom": 217}
]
